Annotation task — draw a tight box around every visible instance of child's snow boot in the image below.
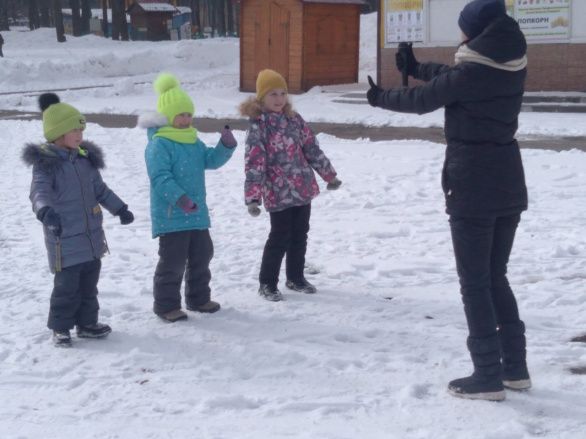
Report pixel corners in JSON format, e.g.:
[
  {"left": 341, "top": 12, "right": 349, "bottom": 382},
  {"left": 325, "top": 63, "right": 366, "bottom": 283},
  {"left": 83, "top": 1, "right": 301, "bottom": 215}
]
[
  {"left": 53, "top": 330, "right": 72, "bottom": 348},
  {"left": 157, "top": 309, "right": 188, "bottom": 322},
  {"left": 187, "top": 300, "right": 221, "bottom": 313},
  {"left": 285, "top": 278, "right": 317, "bottom": 294},
  {"left": 259, "top": 284, "right": 283, "bottom": 302},
  {"left": 76, "top": 322, "right": 112, "bottom": 338}
]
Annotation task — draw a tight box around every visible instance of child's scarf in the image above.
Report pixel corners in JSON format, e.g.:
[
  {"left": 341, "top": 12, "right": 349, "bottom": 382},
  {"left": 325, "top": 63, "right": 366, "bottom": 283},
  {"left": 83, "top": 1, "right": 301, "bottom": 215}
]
[{"left": 154, "top": 126, "right": 198, "bottom": 144}]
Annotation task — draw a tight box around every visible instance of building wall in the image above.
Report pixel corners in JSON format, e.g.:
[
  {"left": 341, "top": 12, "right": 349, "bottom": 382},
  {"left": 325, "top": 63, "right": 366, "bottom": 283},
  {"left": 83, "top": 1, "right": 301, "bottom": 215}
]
[
  {"left": 302, "top": 4, "right": 360, "bottom": 90},
  {"left": 240, "top": 0, "right": 303, "bottom": 93},
  {"left": 380, "top": 0, "right": 586, "bottom": 91}
]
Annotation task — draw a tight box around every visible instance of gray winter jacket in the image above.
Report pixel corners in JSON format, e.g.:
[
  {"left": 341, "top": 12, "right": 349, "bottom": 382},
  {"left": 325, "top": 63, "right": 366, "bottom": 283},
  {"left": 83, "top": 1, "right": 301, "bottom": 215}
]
[{"left": 23, "top": 141, "right": 126, "bottom": 272}]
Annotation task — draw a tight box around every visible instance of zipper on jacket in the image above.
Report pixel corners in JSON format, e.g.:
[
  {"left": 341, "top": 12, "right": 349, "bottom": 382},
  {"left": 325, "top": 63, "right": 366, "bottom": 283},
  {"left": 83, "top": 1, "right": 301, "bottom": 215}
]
[{"left": 72, "top": 155, "right": 97, "bottom": 258}]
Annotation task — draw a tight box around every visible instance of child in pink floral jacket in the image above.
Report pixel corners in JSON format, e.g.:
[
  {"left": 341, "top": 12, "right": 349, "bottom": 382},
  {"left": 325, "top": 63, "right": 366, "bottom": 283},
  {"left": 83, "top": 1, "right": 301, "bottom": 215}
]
[{"left": 240, "top": 69, "right": 342, "bottom": 302}]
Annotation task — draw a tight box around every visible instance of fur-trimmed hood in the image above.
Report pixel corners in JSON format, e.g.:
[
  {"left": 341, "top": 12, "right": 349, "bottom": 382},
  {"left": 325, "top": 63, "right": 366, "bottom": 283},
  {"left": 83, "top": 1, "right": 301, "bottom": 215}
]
[
  {"left": 239, "top": 96, "right": 295, "bottom": 120},
  {"left": 137, "top": 111, "right": 168, "bottom": 129},
  {"left": 22, "top": 140, "right": 105, "bottom": 172}
]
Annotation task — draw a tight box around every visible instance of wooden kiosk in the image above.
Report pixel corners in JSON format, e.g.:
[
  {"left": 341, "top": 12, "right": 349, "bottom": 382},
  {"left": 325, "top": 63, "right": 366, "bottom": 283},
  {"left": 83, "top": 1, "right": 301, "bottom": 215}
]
[{"left": 239, "top": 0, "right": 364, "bottom": 93}]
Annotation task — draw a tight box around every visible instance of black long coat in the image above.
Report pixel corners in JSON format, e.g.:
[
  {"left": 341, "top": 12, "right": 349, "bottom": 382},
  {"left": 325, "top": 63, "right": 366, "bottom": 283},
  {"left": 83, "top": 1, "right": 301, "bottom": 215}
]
[{"left": 374, "top": 16, "right": 528, "bottom": 218}]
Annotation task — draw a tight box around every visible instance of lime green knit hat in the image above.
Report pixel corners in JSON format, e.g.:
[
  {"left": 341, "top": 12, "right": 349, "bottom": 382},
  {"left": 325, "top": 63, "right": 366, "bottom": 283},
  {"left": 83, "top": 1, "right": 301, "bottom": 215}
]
[
  {"left": 39, "top": 93, "right": 86, "bottom": 142},
  {"left": 154, "top": 73, "right": 194, "bottom": 124}
]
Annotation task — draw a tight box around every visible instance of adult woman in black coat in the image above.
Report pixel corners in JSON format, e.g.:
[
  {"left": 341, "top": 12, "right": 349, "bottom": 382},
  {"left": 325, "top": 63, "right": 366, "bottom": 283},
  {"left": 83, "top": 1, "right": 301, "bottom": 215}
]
[{"left": 367, "top": 0, "right": 530, "bottom": 400}]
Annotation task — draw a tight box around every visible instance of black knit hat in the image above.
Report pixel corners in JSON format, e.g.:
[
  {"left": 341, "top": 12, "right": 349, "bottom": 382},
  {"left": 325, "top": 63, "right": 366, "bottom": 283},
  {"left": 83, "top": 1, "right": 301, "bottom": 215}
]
[{"left": 458, "top": 0, "right": 507, "bottom": 41}]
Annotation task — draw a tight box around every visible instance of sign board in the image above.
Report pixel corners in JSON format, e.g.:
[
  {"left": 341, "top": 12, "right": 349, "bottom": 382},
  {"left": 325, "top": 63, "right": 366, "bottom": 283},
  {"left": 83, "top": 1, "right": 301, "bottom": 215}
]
[
  {"left": 513, "top": 0, "right": 571, "bottom": 40},
  {"left": 382, "top": 0, "right": 425, "bottom": 46}
]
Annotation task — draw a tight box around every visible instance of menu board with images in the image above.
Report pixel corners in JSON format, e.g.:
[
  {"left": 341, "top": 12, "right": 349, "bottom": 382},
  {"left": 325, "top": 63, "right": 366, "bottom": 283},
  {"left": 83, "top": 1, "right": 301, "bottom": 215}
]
[{"left": 383, "top": 0, "right": 425, "bottom": 45}]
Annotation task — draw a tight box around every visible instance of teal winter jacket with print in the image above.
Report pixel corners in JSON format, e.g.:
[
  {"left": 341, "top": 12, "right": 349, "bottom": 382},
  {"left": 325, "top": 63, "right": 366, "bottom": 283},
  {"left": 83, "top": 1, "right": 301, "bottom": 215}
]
[{"left": 144, "top": 125, "right": 234, "bottom": 238}]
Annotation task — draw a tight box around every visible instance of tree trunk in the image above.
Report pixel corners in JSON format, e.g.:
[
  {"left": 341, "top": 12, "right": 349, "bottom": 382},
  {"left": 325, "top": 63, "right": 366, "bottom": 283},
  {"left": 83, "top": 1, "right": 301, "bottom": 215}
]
[
  {"left": 217, "top": 0, "right": 225, "bottom": 37},
  {"left": 53, "top": 0, "right": 66, "bottom": 42},
  {"left": 101, "top": 0, "right": 107, "bottom": 37},
  {"left": 80, "top": 0, "right": 90, "bottom": 35},
  {"left": 119, "top": 0, "right": 128, "bottom": 41},
  {"left": 0, "top": 0, "right": 10, "bottom": 31},
  {"left": 69, "top": 0, "right": 81, "bottom": 36},
  {"left": 225, "top": 0, "right": 233, "bottom": 36},
  {"left": 39, "top": 0, "right": 51, "bottom": 27},
  {"left": 28, "top": 0, "right": 40, "bottom": 30},
  {"left": 111, "top": 0, "right": 120, "bottom": 40},
  {"left": 190, "top": 0, "right": 199, "bottom": 37}
]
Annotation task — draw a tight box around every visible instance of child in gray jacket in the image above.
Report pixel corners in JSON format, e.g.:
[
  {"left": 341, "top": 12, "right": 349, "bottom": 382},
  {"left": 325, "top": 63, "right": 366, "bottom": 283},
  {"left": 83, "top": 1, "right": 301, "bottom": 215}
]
[{"left": 23, "top": 93, "right": 134, "bottom": 347}]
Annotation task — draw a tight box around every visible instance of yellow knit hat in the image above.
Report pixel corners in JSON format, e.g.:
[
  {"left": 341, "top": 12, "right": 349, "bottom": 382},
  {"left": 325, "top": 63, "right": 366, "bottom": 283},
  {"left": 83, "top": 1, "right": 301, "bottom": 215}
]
[
  {"left": 154, "top": 73, "right": 194, "bottom": 124},
  {"left": 39, "top": 93, "right": 86, "bottom": 142},
  {"left": 256, "top": 69, "right": 288, "bottom": 100}
]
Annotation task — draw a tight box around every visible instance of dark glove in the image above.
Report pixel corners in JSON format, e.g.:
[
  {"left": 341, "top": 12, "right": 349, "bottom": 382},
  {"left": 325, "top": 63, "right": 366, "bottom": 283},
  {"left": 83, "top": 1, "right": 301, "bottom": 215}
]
[
  {"left": 247, "top": 202, "right": 261, "bottom": 217},
  {"left": 220, "top": 125, "right": 237, "bottom": 148},
  {"left": 177, "top": 194, "right": 198, "bottom": 214},
  {"left": 395, "top": 42, "right": 419, "bottom": 77},
  {"left": 326, "top": 177, "right": 342, "bottom": 190},
  {"left": 37, "top": 206, "right": 62, "bottom": 237},
  {"left": 117, "top": 205, "right": 134, "bottom": 225},
  {"left": 366, "top": 76, "right": 383, "bottom": 107}
]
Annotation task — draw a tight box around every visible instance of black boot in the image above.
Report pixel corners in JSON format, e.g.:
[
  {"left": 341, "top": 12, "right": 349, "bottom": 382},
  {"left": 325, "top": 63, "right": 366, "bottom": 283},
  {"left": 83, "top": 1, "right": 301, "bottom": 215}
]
[
  {"left": 448, "top": 335, "right": 505, "bottom": 401},
  {"left": 52, "top": 330, "right": 72, "bottom": 348},
  {"left": 285, "top": 277, "right": 316, "bottom": 294},
  {"left": 76, "top": 322, "right": 112, "bottom": 338},
  {"left": 259, "top": 284, "right": 283, "bottom": 302},
  {"left": 499, "top": 322, "right": 531, "bottom": 390}
]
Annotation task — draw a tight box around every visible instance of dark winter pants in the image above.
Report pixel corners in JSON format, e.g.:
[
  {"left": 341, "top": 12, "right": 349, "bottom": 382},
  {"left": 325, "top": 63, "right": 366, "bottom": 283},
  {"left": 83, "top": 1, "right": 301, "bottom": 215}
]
[
  {"left": 259, "top": 204, "right": 311, "bottom": 287},
  {"left": 449, "top": 214, "right": 527, "bottom": 377},
  {"left": 153, "top": 229, "right": 214, "bottom": 315},
  {"left": 48, "top": 259, "right": 101, "bottom": 331}
]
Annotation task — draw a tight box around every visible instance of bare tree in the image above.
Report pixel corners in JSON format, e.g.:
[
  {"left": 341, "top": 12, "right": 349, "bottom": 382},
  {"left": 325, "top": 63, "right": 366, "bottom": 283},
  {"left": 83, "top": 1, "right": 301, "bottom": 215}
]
[
  {"left": 69, "top": 0, "right": 81, "bottom": 36},
  {"left": 190, "top": 0, "right": 200, "bottom": 37},
  {"left": 28, "top": 0, "right": 40, "bottom": 30},
  {"left": 226, "top": 0, "right": 233, "bottom": 36},
  {"left": 101, "top": 0, "right": 107, "bottom": 37},
  {"left": 39, "top": 0, "right": 51, "bottom": 27},
  {"left": 111, "top": 0, "right": 120, "bottom": 40},
  {"left": 119, "top": 0, "right": 128, "bottom": 41},
  {"left": 53, "top": 0, "right": 66, "bottom": 42},
  {"left": 80, "top": 0, "right": 90, "bottom": 34},
  {"left": 0, "top": 0, "right": 10, "bottom": 31}
]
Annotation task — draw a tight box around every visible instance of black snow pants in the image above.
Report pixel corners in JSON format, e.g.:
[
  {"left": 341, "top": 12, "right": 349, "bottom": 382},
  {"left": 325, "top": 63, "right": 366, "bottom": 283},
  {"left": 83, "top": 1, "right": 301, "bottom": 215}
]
[
  {"left": 449, "top": 214, "right": 527, "bottom": 378},
  {"left": 259, "top": 204, "right": 311, "bottom": 288},
  {"left": 48, "top": 259, "right": 101, "bottom": 331},
  {"left": 153, "top": 229, "right": 214, "bottom": 315}
]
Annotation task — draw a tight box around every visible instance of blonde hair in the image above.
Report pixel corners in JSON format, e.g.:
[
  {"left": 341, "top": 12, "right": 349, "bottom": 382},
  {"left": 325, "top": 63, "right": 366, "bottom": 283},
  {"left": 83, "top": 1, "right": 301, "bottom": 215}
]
[{"left": 239, "top": 96, "right": 295, "bottom": 119}]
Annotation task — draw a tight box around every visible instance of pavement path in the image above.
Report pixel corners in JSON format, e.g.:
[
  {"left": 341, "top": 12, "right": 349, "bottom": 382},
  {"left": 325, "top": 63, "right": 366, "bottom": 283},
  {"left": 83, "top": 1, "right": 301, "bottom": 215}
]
[{"left": 1, "top": 109, "right": 585, "bottom": 151}]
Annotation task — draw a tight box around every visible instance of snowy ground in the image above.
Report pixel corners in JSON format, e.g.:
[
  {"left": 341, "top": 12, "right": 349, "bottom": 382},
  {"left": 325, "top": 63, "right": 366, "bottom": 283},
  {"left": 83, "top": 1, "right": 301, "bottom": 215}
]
[{"left": 1, "top": 14, "right": 586, "bottom": 439}]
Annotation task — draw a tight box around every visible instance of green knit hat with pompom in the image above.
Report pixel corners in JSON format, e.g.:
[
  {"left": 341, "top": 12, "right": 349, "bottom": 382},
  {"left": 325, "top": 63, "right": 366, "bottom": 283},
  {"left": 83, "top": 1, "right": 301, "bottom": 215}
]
[
  {"left": 154, "top": 73, "right": 194, "bottom": 124},
  {"left": 39, "top": 93, "right": 86, "bottom": 142}
]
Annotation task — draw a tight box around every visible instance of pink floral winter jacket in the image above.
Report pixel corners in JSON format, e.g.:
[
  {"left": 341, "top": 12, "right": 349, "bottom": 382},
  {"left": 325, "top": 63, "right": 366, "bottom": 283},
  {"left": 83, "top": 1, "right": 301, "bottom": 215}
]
[{"left": 242, "top": 100, "right": 337, "bottom": 212}]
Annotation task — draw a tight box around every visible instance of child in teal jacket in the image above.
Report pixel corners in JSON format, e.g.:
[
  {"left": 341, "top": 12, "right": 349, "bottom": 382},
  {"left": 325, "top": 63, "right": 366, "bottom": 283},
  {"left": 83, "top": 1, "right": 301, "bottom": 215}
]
[{"left": 140, "top": 73, "right": 237, "bottom": 322}]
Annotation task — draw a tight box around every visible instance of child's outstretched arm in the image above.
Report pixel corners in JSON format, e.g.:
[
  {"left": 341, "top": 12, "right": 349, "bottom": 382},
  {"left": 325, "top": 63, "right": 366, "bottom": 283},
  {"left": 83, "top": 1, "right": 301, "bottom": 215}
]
[
  {"left": 298, "top": 115, "right": 338, "bottom": 184},
  {"left": 202, "top": 125, "right": 237, "bottom": 170},
  {"left": 244, "top": 122, "right": 267, "bottom": 206}
]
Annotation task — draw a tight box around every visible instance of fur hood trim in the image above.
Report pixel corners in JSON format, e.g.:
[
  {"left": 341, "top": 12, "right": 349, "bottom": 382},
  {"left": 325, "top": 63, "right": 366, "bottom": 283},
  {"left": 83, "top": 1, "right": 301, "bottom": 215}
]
[
  {"left": 137, "top": 111, "right": 168, "bottom": 128},
  {"left": 22, "top": 140, "right": 105, "bottom": 171},
  {"left": 239, "top": 96, "right": 295, "bottom": 120}
]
